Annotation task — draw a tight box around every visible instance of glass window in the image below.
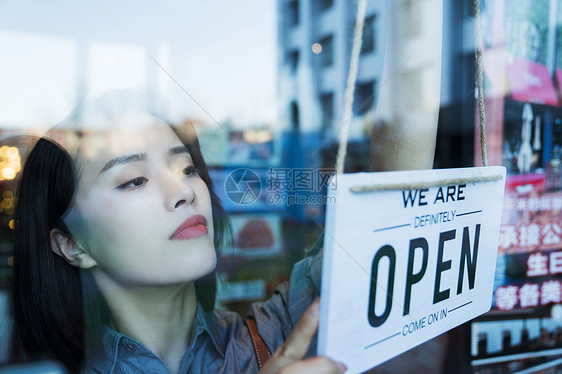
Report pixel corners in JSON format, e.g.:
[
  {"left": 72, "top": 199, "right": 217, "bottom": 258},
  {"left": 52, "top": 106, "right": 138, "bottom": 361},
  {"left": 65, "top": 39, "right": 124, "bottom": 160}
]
[
  {"left": 320, "top": 34, "right": 334, "bottom": 67},
  {"left": 318, "top": 0, "right": 333, "bottom": 12},
  {"left": 463, "top": 0, "right": 474, "bottom": 18},
  {"left": 361, "top": 14, "right": 376, "bottom": 54},
  {"left": 288, "top": 0, "right": 299, "bottom": 27},
  {"left": 287, "top": 49, "right": 299, "bottom": 73},
  {"left": 320, "top": 92, "right": 334, "bottom": 130},
  {"left": 290, "top": 101, "right": 300, "bottom": 130},
  {"left": 8, "top": 1, "right": 562, "bottom": 372},
  {"left": 353, "top": 80, "right": 375, "bottom": 115}
]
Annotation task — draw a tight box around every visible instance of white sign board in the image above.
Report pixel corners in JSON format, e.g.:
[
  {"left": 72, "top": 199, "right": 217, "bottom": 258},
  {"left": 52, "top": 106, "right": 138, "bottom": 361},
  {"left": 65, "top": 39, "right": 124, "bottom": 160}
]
[{"left": 318, "top": 167, "right": 506, "bottom": 373}]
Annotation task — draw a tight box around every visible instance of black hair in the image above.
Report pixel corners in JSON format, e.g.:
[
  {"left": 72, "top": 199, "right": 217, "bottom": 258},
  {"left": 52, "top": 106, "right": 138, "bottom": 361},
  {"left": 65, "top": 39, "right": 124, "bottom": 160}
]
[{"left": 12, "top": 123, "right": 230, "bottom": 373}]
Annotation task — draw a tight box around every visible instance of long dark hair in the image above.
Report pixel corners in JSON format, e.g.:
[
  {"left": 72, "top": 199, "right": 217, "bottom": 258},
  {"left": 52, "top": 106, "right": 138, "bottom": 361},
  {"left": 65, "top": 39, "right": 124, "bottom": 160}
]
[{"left": 12, "top": 122, "right": 230, "bottom": 373}]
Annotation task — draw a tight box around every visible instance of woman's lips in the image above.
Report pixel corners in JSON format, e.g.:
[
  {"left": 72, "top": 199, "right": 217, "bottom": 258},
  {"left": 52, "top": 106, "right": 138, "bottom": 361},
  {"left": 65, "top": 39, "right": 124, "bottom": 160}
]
[{"left": 170, "top": 214, "right": 208, "bottom": 240}]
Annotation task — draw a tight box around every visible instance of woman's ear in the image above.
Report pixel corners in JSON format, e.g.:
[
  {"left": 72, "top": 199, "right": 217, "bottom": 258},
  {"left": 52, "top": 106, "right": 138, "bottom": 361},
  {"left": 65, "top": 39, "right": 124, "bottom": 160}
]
[{"left": 50, "top": 228, "right": 97, "bottom": 269}]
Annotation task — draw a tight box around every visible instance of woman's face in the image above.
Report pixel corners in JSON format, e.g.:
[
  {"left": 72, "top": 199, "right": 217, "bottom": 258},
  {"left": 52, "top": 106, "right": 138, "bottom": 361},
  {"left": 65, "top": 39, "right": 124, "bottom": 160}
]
[{"left": 65, "top": 115, "right": 216, "bottom": 286}]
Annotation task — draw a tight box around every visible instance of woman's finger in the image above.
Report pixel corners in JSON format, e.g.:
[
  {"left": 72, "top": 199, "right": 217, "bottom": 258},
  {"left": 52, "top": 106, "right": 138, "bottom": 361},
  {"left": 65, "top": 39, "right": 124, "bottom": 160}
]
[
  {"left": 275, "top": 299, "right": 320, "bottom": 361},
  {"left": 259, "top": 299, "right": 325, "bottom": 373}
]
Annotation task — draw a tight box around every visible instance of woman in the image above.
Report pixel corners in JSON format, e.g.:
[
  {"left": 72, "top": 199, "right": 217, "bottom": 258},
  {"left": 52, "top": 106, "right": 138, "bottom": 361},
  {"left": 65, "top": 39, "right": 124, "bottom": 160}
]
[{"left": 12, "top": 99, "right": 345, "bottom": 373}]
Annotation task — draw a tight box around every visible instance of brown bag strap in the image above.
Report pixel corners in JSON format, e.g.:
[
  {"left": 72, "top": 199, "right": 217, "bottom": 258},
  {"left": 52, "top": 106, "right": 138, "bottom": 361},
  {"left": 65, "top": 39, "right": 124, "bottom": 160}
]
[{"left": 246, "top": 318, "right": 271, "bottom": 369}]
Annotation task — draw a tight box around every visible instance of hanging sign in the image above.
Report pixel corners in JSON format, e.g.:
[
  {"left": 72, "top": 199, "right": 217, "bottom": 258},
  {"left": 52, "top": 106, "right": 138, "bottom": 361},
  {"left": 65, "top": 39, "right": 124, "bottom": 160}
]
[{"left": 318, "top": 167, "right": 506, "bottom": 373}]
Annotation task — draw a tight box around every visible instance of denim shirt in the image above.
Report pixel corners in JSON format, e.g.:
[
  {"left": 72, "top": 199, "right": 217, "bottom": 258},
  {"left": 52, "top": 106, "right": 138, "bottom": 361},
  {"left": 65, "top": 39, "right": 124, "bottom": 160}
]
[{"left": 84, "top": 240, "right": 323, "bottom": 373}]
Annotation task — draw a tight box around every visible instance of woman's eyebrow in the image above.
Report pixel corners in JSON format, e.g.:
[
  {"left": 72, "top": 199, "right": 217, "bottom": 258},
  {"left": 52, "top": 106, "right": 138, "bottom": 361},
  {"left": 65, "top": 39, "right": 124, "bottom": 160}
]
[
  {"left": 100, "top": 153, "right": 147, "bottom": 173},
  {"left": 168, "top": 146, "right": 190, "bottom": 156}
]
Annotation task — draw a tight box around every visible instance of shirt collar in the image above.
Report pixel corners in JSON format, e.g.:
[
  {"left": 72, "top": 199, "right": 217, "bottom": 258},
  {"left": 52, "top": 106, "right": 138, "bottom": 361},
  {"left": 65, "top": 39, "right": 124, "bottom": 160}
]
[
  {"left": 85, "top": 302, "right": 226, "bottom": 372},
  {"left": 84, "top": 325, "right": 124, "bottom": 373},
  {"left": 194, "top": 302, "right": 225, "bottom": 358}
]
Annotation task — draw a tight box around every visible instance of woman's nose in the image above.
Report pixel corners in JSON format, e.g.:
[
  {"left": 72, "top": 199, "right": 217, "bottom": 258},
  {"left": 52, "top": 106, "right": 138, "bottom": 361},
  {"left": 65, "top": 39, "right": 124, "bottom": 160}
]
[{"left": 163, "top": 174, "right": 196, "bottom": 211}]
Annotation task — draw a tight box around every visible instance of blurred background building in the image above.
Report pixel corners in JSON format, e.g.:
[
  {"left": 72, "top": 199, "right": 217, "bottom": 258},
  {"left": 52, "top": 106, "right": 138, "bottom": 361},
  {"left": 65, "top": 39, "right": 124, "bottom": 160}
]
[{"left": 277, "top": 0, "right": 384, "bottom": 142}]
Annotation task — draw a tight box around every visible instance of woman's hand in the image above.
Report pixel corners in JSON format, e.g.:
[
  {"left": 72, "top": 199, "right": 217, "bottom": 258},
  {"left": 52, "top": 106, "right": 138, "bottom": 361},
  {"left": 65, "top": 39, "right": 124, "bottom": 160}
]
[{"left": 258, "top": 300, "right": 346, "bottom": 374}]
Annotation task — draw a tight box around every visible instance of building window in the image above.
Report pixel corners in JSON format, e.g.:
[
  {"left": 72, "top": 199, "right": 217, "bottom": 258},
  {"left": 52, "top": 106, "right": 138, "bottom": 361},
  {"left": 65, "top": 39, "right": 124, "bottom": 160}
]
[
  {"left": 463, "top": 0, "right": 474, "bottom": 17},
  {"left": 361, "top": 14, "right": 376, "bottom": 54},
  {"left": 318, "top": 0, "right": 333, "bottom": 11},
  {"left": 320, "top": 34, "right": 334, "bottom": 67},
  {"left": 287, "top": 0, "right": 299, "bottom": 27},
  {"left": 353, "top": 80, "right": 375, "bottom": 115},
  {"left": 290, "top": 101, "right": 300, "bottom": 131},
  {"left": 320, "top": 92, "right": 334, "bottom": 130},
  {"left": 287, "top": 49, "right": 299, "bottom": 73}
]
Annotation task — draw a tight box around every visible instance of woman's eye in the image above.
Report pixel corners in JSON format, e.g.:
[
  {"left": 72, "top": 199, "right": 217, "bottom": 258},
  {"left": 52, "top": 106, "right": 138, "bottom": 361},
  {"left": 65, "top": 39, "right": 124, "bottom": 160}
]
[
  {"left": 180, "top": 166, "right": 197, "bottom": 176},
  {"left": 117, "top": 177, "right": 148, "bottom": 190}
]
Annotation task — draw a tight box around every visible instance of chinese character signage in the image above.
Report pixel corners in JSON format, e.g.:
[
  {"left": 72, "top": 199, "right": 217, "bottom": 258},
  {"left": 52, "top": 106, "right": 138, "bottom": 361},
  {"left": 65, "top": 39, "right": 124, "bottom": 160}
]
[{"left": 492, "top": 168, "right": 562, "bottom": 314}]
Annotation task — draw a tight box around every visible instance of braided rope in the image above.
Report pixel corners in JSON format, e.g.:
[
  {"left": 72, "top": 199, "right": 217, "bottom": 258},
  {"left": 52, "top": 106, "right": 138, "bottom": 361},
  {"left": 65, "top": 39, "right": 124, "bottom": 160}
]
[
  {"left": 335, "top": 0, "right": 367, "bottom": 175},
  {"left": 474, "top": 0, "right": 488, "bottom": 166}
]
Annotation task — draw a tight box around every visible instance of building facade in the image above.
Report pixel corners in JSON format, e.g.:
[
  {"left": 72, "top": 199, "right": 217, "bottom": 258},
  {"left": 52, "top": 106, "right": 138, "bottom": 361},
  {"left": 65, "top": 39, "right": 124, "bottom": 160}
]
[{"left": 277, "top": 0, "right": 385, "bottom": 141}]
